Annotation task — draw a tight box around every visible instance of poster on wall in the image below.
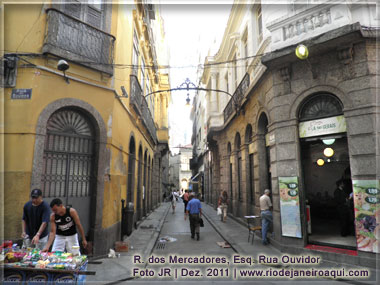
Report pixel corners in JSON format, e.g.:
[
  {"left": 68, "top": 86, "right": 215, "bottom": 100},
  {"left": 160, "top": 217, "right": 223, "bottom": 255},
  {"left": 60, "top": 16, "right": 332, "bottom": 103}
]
[
  {"left": 353, "top": 180, "right": 380, "bottom": 253},
  {"left": 279, "top": 177, "right": 302, "bottom": 238}
]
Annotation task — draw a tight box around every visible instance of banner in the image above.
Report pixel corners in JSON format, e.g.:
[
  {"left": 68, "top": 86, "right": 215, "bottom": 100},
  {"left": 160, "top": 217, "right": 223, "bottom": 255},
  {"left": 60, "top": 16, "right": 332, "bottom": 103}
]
[
  {"left": 279, "top": 177, "right": 302, "bottom": 238},
  {"left": 353, "top": 180, "right": 380, "bottom": 253}
]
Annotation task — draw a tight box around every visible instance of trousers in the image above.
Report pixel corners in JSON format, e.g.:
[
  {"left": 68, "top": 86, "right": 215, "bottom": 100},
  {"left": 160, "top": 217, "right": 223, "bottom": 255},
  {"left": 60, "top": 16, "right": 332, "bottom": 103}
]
[{"left": 261, "top": 210, "right": 273, "bottom": 244}]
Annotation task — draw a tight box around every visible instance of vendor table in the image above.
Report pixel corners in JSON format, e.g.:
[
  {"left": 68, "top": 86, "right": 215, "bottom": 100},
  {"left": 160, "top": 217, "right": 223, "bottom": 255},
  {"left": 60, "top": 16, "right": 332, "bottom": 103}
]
[{"left": 2, "top": 261, "right": 95, "bottom": 284}]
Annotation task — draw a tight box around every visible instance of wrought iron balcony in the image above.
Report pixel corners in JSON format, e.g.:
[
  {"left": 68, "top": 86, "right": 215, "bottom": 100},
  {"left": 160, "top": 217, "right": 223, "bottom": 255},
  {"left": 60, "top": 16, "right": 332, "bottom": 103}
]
[
  {"left": 43, "top": 8, "right": 115, "bottom": 75},
  {"left": 223, "top": 73, "right": 250, "bottom": 122},
  {"left": 130, "top": 75, "right": 157, "bottom": 142}
]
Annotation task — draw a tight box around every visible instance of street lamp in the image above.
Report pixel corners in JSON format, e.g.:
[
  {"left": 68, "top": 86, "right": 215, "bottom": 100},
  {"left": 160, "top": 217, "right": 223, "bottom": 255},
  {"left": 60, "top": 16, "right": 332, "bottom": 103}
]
[
  {"left": 295, "top": 44, "right": 309, "bottom": 60},
  {"left": 143, "top": 78, "right": 239, "bottom": 112}
]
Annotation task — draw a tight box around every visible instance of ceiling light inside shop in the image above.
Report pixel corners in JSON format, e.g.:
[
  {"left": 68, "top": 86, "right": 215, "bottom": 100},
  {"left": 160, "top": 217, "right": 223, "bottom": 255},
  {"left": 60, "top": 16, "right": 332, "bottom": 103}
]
[
  {"left": 323, "top": 147, "right": 334, "bottom": 157},
  {"left": 317, "top": 159, "right": 325, "bottom": 166},
  {"left": 322, "top": 139, "right": 335, "bottom": 145}
]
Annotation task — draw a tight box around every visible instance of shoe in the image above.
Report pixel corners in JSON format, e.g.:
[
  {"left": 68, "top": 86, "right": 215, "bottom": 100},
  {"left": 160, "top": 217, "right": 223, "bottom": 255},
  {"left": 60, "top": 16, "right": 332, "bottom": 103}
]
[
  {"left": 191, "top": 235, "right": 194, "bottom": 239},
  {"left": 196, "top": 233, "right": 200, "bottom": 241}
]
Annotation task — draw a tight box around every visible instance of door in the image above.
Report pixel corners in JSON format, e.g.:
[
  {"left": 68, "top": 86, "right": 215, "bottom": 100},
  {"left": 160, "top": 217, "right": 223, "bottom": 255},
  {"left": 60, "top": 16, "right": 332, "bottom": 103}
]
[{"left": 41, "top": 109, "right": 95, "bottom": 237}]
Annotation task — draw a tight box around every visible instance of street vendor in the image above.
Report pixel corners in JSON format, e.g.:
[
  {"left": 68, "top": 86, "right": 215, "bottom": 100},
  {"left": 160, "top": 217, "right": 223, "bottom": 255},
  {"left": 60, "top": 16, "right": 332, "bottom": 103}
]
[
  {"left": 22, "top": 189, "right": 51, "bottom": 250},
  {"left": 42, "top": 198, "right": 87, "bottom": 255}
]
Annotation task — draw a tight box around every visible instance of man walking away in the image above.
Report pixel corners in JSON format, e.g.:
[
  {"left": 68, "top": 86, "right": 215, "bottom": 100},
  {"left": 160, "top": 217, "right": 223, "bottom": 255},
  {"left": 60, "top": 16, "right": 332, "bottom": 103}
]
[
  {"left": 22, "top": 189, "right": 51, "bottom": 250},
  {"left": 42, "top": 198, "right": 87, "bottom": 255},
  {"left": 260, "top": 189, "right": 273, "bottom": 245},
  {"left": 183, "top": 190, "right": 189, "bottom": 213},
  {"left": 185, "top": 193, "right": 202, "bottom": 240}
]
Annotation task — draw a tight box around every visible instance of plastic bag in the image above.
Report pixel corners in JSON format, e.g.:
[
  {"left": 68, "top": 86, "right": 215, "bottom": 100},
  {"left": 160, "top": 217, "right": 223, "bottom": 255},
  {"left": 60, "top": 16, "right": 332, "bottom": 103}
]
[{"left": 217, "top": 207, "right": 222, "bottom": 215}]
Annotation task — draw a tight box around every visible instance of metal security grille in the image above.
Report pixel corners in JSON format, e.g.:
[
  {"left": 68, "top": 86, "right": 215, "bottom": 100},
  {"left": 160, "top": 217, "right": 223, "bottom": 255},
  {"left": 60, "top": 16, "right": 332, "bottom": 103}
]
[{"left": 41, "top": 109, "right": 95, "bottom": 199}]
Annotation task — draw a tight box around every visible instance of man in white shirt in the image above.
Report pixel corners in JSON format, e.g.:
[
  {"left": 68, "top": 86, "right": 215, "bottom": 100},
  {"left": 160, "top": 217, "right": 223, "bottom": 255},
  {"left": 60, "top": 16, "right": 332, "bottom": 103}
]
[{"left": 259, "top": 189, "right": 273, "bottom": 245}]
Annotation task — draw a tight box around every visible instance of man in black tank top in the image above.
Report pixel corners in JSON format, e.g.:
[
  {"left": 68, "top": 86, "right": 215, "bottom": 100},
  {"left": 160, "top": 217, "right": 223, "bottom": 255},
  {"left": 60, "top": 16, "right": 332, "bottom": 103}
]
[{"left": 42, "top": 198, "right": 87, "bottom": 255}]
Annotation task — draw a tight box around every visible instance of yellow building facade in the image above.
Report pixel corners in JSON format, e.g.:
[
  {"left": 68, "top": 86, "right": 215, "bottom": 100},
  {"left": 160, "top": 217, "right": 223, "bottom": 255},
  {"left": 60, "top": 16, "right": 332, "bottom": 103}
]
[{"left": 2, "top": 1, "right": 170, "bottom": 255}]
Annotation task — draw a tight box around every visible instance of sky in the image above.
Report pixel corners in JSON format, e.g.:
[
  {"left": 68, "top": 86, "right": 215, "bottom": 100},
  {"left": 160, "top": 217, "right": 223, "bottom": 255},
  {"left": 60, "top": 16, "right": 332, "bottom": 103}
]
[{"left": 160, "top": 4, "right": 232, "bottom": 153}]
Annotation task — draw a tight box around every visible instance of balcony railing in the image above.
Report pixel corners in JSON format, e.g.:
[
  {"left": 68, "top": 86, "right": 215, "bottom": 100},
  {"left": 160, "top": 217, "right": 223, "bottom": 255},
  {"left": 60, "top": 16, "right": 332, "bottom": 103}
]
[
  {"left": 130, "top": 75, "right": 157, "bottom": 142},
  {"left": 43, "top": 8, "right": 115, "bottom": 75},
  {"left": 223, "top": 73, "right": 250, "bottom": 122}
]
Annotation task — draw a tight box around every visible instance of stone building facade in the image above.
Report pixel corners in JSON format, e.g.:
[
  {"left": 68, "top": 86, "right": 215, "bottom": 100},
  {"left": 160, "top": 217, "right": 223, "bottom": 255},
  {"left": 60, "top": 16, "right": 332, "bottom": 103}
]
[{"left": 193, "top": 1, "right": 379, "bottom": 268}]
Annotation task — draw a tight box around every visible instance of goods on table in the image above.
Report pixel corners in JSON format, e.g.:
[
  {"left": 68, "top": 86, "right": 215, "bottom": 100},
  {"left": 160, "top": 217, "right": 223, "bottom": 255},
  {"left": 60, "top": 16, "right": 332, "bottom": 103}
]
[{"left": 1, "top": 244, "right": 87, "bottom": 270}]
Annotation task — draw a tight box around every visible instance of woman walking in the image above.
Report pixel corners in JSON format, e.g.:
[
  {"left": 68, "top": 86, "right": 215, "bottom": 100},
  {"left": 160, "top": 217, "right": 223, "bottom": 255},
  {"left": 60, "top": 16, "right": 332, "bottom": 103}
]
[{"left": 218, "top": 191, "right": 229, "bottom": 222}]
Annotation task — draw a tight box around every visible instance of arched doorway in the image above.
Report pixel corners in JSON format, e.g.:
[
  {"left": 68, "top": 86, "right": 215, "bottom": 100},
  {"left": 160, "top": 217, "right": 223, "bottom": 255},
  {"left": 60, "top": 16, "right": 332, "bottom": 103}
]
[
  {"left": 257, "top": 113, "right": 271, "bottom": 194},
  {"left": 298, "top": 93, "right": 355, "bottom": 249},
  {"left": 127, "top": 137, "right": 136, "bottom": 204},
  {"left": 234, "top": 133, "right": 242, "bottom": 217},
  {"left": 227, "top": 142, "right": 233, "bottom": 214},
  {"left": 245, "top": 124, "right": 254, "bottom": 214},
  {"left": 137, "top": 145, "right": 143, "bottom": 221},
  {"left": 143, "top": 150, "right": 148, "bottom": 217},
  {"left": 41, "top": 108, "right": 96, "bottom": 237}
]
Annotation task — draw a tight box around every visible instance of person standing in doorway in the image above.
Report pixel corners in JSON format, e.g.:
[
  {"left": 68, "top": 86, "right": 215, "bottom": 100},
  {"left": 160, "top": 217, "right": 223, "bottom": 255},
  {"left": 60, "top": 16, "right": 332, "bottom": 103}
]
[
  {"left": 218, "top": 191, "right": 229, "bottom": 222},
  {"left": 42, "top": 198, "right": 87, "bottom": 255},
  {"left": 22, "top": 189, "right": 51, "bottom": 250},
  {"left": 260, "top": 189, "right": 273, "bottom": 245},
  {"left": 185, "top": 193, "right": 202, "bottom": 240},
  {"left": 183, "top": 190, "right": 189, "bottom": 213}
]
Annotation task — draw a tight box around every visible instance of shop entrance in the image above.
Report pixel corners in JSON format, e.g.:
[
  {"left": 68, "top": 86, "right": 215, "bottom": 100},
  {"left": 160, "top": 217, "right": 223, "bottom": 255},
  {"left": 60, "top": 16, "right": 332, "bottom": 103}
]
[
  {"left": 298, "top": 93, "right": 355, "bottom": 249},
  {"left": 301, "top": 136, "right": 356, "bottom": 249}
]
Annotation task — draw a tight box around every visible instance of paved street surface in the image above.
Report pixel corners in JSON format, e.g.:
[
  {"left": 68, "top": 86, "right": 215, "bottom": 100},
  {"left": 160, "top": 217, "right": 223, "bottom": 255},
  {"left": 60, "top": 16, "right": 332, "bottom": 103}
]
[{"left": 87, "top": 201, "right": 378, "bottom": 284}]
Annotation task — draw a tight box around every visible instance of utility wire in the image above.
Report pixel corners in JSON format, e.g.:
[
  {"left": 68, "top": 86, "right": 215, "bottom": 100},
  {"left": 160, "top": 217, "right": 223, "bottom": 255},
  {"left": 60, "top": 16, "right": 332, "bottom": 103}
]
[{"left": 2, "top": 50, "right": 267, "bottom": 70}]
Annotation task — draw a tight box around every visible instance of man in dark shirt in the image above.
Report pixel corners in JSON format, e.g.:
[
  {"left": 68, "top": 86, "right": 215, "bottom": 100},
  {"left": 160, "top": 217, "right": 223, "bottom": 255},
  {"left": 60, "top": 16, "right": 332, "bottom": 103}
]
[{"left": 22, "top": 189, "right": 51, "bottom": 249}]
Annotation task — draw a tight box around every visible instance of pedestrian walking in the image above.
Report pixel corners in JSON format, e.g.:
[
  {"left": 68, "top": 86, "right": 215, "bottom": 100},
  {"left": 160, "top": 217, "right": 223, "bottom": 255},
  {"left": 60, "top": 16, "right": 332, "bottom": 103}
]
[
  {"left": 218, "top": 191, "right": 229, "bottom": 222},
  {"left": 185, "top": 193, "right": 202, "bottom": 240},
  {"left": 260, "top": 189, "right": 273, "bottom": 245},
  {"left": 21, "top": 189, "right": 51, "bottom": 250},
  {"left": 182, "top": 190, "right": 189, "bottom": 213},
  {"left": 42, "top": 198, "right": 87, "bottom": 255},
  {"left": 170, "top": 190, "right": 179, "bottom": 214}
]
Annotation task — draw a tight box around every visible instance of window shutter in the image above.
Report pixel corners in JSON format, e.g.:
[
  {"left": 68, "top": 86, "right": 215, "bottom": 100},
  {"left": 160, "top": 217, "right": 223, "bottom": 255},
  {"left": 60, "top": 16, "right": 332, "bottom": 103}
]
[
  {"left": 86, "top": 5, "right": 102, "bottom": 29},
  {"left": 64, "top": 2, "right": 81, "bottom": 19}
]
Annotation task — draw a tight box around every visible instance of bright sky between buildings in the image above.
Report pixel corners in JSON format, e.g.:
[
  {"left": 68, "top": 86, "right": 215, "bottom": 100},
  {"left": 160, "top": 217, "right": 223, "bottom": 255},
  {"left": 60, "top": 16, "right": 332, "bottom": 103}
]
[{"left": 161, "top": 3, "right": 232, "bottom": 153}]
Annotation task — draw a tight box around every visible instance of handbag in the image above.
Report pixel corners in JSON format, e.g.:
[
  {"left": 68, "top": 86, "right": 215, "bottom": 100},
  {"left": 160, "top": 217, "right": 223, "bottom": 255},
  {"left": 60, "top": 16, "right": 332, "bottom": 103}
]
[
  {"left": 217, "top": 207, "right": 222, "bottom": 216},
  {"left": 199, "top": 217, "right": 204, "bottom": 227}
]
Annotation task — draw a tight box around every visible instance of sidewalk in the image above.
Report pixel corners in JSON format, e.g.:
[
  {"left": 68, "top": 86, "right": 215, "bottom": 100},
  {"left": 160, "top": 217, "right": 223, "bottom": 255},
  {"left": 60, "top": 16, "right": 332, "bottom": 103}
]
[
  {"left": 86, "top": 203, "right": 171, "bottom": 284},
  {"left": 201, "top": 203, "right": 281, "bottom": 259}
]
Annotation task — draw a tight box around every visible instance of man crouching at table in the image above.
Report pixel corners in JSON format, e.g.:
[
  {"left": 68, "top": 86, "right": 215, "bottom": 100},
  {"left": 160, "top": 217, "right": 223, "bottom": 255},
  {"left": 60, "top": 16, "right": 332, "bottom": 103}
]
[{"left": 42, "top": 198, "right": 87, "bottom": 255}]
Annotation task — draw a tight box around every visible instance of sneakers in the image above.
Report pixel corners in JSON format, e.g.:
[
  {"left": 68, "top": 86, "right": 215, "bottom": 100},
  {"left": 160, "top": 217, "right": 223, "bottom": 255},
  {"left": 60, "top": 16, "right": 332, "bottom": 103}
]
[{"left": 196, "top": 233, "right": 200, "bottom": 241}]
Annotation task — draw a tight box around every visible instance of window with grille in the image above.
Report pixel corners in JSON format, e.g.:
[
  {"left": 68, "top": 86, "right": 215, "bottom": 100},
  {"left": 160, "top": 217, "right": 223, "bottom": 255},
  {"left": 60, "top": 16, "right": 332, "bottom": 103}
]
[{"left": 41, "top": 109, "right": 95, "bottom": 198}]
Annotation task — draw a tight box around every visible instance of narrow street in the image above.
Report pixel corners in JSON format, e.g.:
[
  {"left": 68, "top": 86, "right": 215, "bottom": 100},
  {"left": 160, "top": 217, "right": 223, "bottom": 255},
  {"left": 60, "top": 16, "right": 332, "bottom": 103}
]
[{"left": 122, "top": 200, "right": 374, "bottom": 284}]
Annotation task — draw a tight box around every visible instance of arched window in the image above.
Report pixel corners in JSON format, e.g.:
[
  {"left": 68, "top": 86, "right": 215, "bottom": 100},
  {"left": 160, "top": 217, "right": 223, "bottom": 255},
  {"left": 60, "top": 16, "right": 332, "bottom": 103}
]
[{"left": 299, "top": 93, "right": 343, "bottom": 121}]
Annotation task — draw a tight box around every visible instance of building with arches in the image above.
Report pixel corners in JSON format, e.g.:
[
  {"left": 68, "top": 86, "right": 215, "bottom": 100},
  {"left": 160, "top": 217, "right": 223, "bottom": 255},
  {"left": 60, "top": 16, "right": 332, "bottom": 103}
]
[
  {"left": 2, "top": 1, "right": 170, "bottom": 255},
  {"left": 192, "top": 0, "right": 379, "bottom": 267}
]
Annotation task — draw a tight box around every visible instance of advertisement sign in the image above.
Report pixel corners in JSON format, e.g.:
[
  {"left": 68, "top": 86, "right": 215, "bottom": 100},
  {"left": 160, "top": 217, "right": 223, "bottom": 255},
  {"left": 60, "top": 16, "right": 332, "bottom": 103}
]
[
  {"left": 299, "top": 115, "right": 346, "bottom": 138},
  {"left": 279, "top": 177, "right": 302, "bottom": 238},
  {"left": 353, "top": 180, "right": 380, "bottom": 253}
]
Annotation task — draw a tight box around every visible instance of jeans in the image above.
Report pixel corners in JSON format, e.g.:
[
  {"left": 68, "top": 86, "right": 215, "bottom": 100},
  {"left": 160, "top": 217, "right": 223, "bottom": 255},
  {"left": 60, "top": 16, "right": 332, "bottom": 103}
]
[{"left": 261, "top": 210, "right": 273, "bottom": 244}]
